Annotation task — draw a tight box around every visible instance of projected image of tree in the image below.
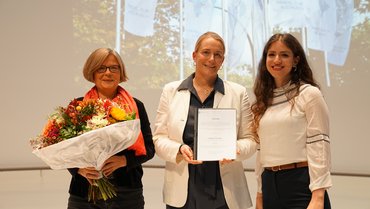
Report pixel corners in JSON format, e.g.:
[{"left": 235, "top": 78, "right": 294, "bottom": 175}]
[{"left": 72, "top": 0, "right": 370, "bottom": 90}]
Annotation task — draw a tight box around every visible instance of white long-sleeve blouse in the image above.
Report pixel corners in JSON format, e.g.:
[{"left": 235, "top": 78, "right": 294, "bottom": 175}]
[{"left": 255, "top": 83, "right": 332, "bottom": 192}]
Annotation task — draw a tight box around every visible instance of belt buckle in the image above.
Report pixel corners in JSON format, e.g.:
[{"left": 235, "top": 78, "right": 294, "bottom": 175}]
[{"left": 271, "top": 165, "right": 281, "bottom": 171}]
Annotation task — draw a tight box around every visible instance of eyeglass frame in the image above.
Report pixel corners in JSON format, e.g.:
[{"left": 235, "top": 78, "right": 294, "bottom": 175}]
[{"left": 95, "top": 65, "right": 121, "bottom": 73}]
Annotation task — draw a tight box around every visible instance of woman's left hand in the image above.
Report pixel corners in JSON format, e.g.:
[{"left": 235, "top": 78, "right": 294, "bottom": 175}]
[
  {"left": 307, "top": 188, "right": 325, "bottom": 209},
  {"left": 220, "top": 158, "right": 234, "bottom": 165},
  {"left": 220, "top": 148, "right": 240, "bottom": 165},
  {"left": 101, "top": 155, "right": 127, "bottom": 177},
  {"left": 307, "top": 200, "right": 324, "bottom": 209}
]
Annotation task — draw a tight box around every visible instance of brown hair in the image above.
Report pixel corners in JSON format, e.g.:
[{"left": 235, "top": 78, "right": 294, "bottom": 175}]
[
  {"left": 83, "top": 48, "right": 128, "bottom": 83},
  {"left": 251, "top": 33, "right": 319, "bottom": 141}
]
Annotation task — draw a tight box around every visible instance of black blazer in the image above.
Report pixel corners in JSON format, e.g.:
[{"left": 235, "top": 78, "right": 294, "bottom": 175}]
[{"left": 68, "top": 97, "right": 155, "bottom": 198}]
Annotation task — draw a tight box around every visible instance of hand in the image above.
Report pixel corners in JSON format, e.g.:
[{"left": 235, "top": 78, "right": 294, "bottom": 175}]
[
  {"left": 220, "top": 148, "right": 240, "bottom": 165},
  {"left": 179, "top": 144, "right": 202, "bottom": 165},
  {"left": 78, "top": 167, "right": 100, "bottom": 184},
  {"left": 307, "top": 189, "right": 325, "bottom": 209},
  {"left": 220, "top": 158, "right": 234, "bottom": 165},
  {"left": 255, "top": 192, "right": 263, "bottom": 209},
  {"left": 307, "top": 198, "right": 324, "bottom": 209},
  {"left": 101, "top": 155, "right": 127, "bottom": 177}
]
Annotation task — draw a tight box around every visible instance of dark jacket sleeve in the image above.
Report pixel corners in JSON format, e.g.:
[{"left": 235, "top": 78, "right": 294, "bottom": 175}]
[{"left": 123, "top": 97, "right": 155, "bottom": 169}]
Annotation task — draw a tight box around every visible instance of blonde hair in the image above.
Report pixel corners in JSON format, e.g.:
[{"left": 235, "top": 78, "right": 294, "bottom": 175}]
[
  {"left": 194, "top": 31, "right": 225, "bottom": 54},
  {"left": 83, "top": 48, "right": 128, "bottom": 83}
]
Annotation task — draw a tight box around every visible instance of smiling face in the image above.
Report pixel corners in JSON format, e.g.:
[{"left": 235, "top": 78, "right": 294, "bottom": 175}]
[
  {"left": 266, "top": 40, "right": 299, "bottom": 87},
  {"left": 93, "top": 54, "right": 121, "bottom": 98},
  {"left": 192, "top": 37, "right": 225, "bottom": 79}
]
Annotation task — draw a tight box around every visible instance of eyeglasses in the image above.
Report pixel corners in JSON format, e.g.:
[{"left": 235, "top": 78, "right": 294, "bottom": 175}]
[{"left": 96, "top": 65, "right": 120, "bottom": 73}]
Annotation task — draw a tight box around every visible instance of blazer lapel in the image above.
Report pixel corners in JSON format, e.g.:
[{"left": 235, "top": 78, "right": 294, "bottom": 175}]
[
  {"left": 213, "top": 91, "right": 223, "bottom": 108},
  {"left": 170, "top": 90, "right": 191, "bottom": 141},
  {"left": 176, "top": 90, "right": 191, "bottom": 119}
]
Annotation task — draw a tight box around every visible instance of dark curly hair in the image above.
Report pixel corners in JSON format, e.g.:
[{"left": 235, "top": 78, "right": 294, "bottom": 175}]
[{"left": 251, "top": 33, "right": 319, "bottom": 142}]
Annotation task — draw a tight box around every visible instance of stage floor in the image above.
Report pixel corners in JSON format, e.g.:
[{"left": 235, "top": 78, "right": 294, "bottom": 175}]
[{"left": 0, "top": 167, "right": 369, "bottom": 209}]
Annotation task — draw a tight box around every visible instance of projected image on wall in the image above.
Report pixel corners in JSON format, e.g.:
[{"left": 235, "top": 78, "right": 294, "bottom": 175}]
[
  {"left": 1, "top": 0, "right": 369, "bottom": 176},
  {"left": 71, "top": 0, "right": 369, "bottom": 90},
  {"left": 67, "top": 0, "right": 370, "bottom": 175}
]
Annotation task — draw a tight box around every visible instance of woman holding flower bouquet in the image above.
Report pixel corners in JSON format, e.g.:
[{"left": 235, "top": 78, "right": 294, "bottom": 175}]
[
  {"left": 67, "top": 48, "right": 155, "bottom": 209},
  {"left": 153, "top": 32, "right": 257, "bottom": 209}
]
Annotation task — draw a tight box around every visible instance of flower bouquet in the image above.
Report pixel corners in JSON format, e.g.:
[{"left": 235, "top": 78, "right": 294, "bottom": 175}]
[{"left": 30, "top": 98, "right": 141, "bottom": 202}]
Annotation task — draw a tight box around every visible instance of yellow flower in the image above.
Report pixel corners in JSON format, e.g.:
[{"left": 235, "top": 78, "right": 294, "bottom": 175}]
[
  {"left": 110, "top": 107, "right": 127, "bottom": 121},
  {"left": 76, "top": 106, "right": 82, "bottom": 111}
]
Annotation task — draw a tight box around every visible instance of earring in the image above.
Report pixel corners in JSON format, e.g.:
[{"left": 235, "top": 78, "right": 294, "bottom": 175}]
[{"left": 292, "top": 66, "right": 297, "bottom": 72}]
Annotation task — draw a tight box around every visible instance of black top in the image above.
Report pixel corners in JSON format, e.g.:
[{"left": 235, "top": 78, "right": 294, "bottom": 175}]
[
  {"left": 67, "top": 97, "right": 155, "bottom": 198},
  {"left": 178, "top": 73, "right": 224, "bottom": 149},
  {"left": 178, "top": 74, "right": 228, "bottom": 208}
]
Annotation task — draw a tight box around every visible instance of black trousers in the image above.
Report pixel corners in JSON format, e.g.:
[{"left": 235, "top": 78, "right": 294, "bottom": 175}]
[
  {"left": 262, "top": 167, "right": 331, "bottom": 209},
  {"left": 166, "top": 163, "right": 229, "bottom": 209},
  {"left": 67, "top": 187, "right": 144, "bottom": 209},
  {"left": 165, "top": 182, "right": 229, "bottom": 209}
]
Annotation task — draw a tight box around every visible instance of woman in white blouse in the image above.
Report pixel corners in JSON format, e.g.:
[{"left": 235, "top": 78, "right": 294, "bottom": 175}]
[{"left": 252, "top": 33, "right": 332, "bottom": 209}]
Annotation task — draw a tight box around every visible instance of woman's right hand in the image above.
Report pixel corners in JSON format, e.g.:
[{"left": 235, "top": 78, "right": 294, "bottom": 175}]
[
  {"left": 78, "top": 167, "right": 101, "bottom": 184},
  {"left": 179, "top": 144, "right": 202, "bottom": 165},
  {"left": 256, "top": 192, "right": 263, "bottom": 209}
]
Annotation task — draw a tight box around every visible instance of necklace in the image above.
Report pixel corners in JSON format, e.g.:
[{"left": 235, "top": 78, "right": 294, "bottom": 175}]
[{"left": 193, "top": 78, "right": 214, "bottom": 96}]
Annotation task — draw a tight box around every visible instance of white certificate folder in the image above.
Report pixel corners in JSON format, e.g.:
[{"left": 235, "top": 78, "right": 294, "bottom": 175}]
[{"left": 194, "top": 108, "right": 237, "bottom": 161}]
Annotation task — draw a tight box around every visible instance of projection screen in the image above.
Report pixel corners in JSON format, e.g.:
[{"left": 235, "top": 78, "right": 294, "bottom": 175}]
[{"left": 0, "top": 0, "right": 369, "bottom": 176}]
